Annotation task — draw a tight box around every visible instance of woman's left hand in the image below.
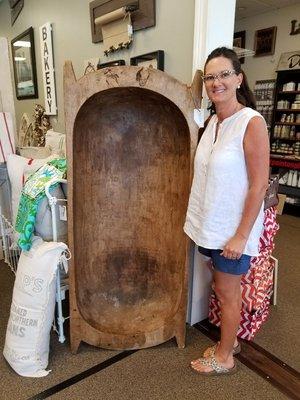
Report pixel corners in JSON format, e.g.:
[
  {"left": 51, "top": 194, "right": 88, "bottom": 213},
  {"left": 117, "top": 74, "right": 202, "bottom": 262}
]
[{"left": 221, "top": 234, "right": 247, "bottom": 259}]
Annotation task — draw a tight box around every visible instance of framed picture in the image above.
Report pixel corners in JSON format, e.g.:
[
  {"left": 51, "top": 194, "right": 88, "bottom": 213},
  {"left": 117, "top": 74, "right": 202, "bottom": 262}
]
[
  {"left": 130, "top": 50, "right": 164, "bottom": 71},
  {"left": 254, "top": 26, "right": 277, "bottom": 57},
  {"left": 233, "top": 30, "right": 246, "bottom": 64},
  {"left": 11, "top": 27, "right": 38, "bottom": 99},
  {"left": 97, "top": 59, "right": 125, "bottom": 69}
]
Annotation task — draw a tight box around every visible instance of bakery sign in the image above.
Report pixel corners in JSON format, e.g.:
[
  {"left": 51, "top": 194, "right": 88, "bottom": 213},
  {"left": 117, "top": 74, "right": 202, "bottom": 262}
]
[
  {"left": 39, "top": 22, "right": 57, "bottom": 115},
  {"left": 277, "top": 51, "right": 300, "bottom": 71}
]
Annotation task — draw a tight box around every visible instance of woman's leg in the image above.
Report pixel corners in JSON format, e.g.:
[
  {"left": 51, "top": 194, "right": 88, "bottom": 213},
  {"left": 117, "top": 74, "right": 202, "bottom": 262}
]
[
  {"left": 191, "top": 270, "right": 242, "bottom": 372},
  {"left": 214, "top": 270, "right": 242, "bottom": 361}
]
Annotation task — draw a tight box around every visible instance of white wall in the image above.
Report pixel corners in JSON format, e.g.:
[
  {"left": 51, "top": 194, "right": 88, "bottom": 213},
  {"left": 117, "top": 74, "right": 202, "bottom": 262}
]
[
  {"left": 0, "top": 0, "right": 195, "bottom": 133},
  {"left": 0, "top": 38, "right": 16, "bottom": 136},
  {"left": 235, "top": 3, "right": 300, "bottom": 90}
]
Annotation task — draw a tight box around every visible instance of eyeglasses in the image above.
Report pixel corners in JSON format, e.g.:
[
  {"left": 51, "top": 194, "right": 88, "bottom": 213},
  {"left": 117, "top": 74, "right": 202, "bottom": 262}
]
[{"left": 203, "top": 70, "right": 236, "bottom": 83}]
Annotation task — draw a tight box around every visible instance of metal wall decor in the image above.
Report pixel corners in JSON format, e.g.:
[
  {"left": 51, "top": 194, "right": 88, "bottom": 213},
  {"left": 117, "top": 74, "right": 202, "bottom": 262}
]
[
  {"left": 130, "top": 50, "right": 164, "bottom": 71},
  {"left": 11, "top": 27, "right": 38, "bottom": 100}
]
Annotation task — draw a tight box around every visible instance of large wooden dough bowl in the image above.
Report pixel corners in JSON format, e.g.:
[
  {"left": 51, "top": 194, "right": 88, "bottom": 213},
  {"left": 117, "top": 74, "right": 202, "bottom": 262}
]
[{"left": 64, "top": 63, "right": 202, "bottom": 351}]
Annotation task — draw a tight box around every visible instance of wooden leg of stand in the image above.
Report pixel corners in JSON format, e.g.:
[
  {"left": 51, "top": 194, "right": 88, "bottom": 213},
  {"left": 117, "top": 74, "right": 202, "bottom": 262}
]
[{"left": 70, "top": 335, "right": 81, "bottom": 354}]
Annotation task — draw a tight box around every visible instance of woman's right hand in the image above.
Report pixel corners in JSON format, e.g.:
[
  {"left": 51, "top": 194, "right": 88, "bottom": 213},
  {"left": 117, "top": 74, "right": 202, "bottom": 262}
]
[{"left": 220, "top": 233, "right": 247, "bottom": 259}]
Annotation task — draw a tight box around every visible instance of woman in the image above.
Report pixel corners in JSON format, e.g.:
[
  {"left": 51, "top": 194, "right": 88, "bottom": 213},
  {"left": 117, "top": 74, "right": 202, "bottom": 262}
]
[{"left": 184, "top": 47, "right": 269, "bottom": 376}]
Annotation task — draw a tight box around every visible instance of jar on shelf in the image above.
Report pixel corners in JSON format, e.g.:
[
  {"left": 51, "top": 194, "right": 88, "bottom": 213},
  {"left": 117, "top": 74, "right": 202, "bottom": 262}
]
[
  {"left": 293, "top": 141, "right": 300, "bottom": 156},
  {"left": 284, "top": 82, "right": 296, "bottom": 91},
  {"left": 287, "top": 170, "right": 294, "bottom": 186},
  {"left": 292, "top": 170, "right": 298, "bottom": 187},
  {"left": 280, "top": 113, "right": 286, "bottom": 122},
  {"left": 290, "top": 126, "right": 296, "bottom": 139}
]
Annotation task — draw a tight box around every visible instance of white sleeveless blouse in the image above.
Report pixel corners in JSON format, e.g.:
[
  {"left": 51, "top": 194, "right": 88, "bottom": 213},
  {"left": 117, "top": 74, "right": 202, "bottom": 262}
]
[{"left": 184, "top": 107, "right": 266, "bottom": 256}]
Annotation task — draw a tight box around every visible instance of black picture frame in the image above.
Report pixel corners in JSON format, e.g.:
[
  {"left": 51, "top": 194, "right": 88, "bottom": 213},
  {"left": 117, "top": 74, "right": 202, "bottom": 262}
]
[
  {"left": 233, "top": 30, "right": 246, "bottom": 64},
  {"left": 254, "top": 26, "right": 277, "bottom": 57},
  {"left": 11, "top": 27, "right": 38, "bottom": 100},
  {"left": 130, "top": 50, "right": 164, "bottom": 71},
  {"left": 97, "top": 59, "right": 125, "bottom": 69}
]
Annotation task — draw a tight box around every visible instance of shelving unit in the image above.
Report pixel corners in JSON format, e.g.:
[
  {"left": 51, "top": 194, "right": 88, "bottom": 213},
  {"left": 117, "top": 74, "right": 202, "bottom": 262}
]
[
  {"left": 253, "top": 79, "right": 276, "bottom": 133},
  {"left": 269, "top": 69, "right": 300, "bottom": 209}
]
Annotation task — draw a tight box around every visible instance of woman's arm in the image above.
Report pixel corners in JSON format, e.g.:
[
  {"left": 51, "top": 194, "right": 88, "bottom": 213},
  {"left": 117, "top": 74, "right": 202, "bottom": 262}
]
[{"left": 221, "top": 116, "right": 270, "bottom": 259}]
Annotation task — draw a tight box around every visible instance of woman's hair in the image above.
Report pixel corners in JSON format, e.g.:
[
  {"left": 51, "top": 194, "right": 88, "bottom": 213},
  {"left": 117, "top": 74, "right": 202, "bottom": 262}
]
[{"left": 204, "top": 47, "right": 256, "bottom": 111}]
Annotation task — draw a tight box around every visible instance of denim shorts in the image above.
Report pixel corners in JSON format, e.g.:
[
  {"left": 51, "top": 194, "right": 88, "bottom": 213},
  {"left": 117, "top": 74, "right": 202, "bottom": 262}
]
[{"left": 198, "top": 246, "right": 251, "bottom": 275}]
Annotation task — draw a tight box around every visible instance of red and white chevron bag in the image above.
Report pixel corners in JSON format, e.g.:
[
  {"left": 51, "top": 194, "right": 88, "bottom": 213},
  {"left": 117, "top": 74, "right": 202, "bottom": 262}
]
[{"left": 208, "top": 207, "right": 279, "bottom": 340}]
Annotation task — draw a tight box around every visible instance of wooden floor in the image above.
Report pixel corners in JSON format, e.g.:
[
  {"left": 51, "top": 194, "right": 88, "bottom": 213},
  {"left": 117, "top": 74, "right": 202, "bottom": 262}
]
[{"left": 1, "top": 213, "right": 299, "bottom": 399}]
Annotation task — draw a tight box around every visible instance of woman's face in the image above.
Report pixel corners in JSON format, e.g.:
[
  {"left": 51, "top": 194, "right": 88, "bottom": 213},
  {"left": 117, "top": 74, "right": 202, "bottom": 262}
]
[{"left": 204, "top": 56, "right": 242, "bottom": 106}]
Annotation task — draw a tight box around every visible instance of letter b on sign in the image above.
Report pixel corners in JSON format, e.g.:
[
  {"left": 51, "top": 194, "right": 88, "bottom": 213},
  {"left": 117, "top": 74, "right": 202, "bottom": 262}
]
[{"left": 42, "top": 27, "right": 47, "bottom": 41}]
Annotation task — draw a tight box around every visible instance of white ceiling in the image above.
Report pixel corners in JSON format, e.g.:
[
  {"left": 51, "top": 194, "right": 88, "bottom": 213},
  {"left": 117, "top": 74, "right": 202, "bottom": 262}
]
[{"left": 235, "top": 0, "right": 300, "bottom": 20}]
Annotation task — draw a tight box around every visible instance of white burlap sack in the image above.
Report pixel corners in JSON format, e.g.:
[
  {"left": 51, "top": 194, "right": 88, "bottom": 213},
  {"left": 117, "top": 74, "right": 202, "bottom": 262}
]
[{"left": 3, "top": 237, "right": 68, "bottom": 377}]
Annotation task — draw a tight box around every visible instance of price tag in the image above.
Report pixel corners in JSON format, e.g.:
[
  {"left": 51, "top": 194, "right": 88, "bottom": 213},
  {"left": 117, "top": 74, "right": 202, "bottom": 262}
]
[
  {"left": 59, "top": 205, "right": 67, "bottom": 221},
  {"left": 194, "top": 108, "right": 204, "bottom": 128}
]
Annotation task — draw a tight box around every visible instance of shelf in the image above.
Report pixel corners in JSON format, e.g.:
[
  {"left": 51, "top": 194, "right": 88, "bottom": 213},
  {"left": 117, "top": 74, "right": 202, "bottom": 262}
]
[
  {"left": 270, "top": 71, "right": 300, "bottom": 174},
  {"left": 275, "top": 109, "right": 300, "bottom": 112},
  {"left": 278, "top": 91, "right": 300, "bottom": 94},
  {"left": 270, "top": 157, "right": 300, "bottom": 170},
  {"left": 271, "top": 153, "right": 298, "bottom": 158},
  {"left": 272, "top": 137, "right": 299, "bottom": 141},
  {"left": 283, "top": 203, "right": 300, "bottom": 212},
  {"left": 278, "top": 184, "right": 300, "bottom": 197},
  {"left": 271, "top": 150, "right": 299, "bottom": 155},
  {"left": 275, "top": 122, "right": 300, "bottom": 126}
]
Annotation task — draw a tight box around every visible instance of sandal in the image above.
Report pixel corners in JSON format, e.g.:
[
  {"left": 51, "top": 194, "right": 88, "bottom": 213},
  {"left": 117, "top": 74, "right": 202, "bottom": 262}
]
[
  {"left": 203, "top": 341, "right": 241, "bottom": 358},
  {"left": 191, "top": 355, "right": 237, "bottom": 376}
]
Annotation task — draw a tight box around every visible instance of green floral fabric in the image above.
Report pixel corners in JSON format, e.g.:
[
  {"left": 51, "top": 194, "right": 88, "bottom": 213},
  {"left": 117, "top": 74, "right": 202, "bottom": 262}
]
[{"left": 15, "top": 158, "right": 67, "bottom": 251}]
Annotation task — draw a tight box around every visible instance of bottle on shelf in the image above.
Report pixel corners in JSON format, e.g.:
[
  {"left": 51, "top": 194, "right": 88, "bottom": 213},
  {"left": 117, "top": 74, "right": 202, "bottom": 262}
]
[
  {"left": 290, "top": 126, "right": 296, "bottom": 139},
  {"left": 292, "top": 170, "right": 298, "bottom": 187},
  {"left": 287, "top": 170, "right": 293, "bottom": 186}
]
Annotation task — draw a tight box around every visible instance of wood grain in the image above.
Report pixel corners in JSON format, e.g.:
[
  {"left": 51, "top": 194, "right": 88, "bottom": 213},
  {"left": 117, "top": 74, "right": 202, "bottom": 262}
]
[{"left": 64, "top": 64, "right": 201, "bottom": 351}]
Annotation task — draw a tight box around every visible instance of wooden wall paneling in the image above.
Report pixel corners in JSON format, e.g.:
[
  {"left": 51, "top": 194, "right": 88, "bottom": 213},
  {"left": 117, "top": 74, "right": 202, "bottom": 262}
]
[{"left": 64, "top": 63, "right": 202, "bottom": 352}]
